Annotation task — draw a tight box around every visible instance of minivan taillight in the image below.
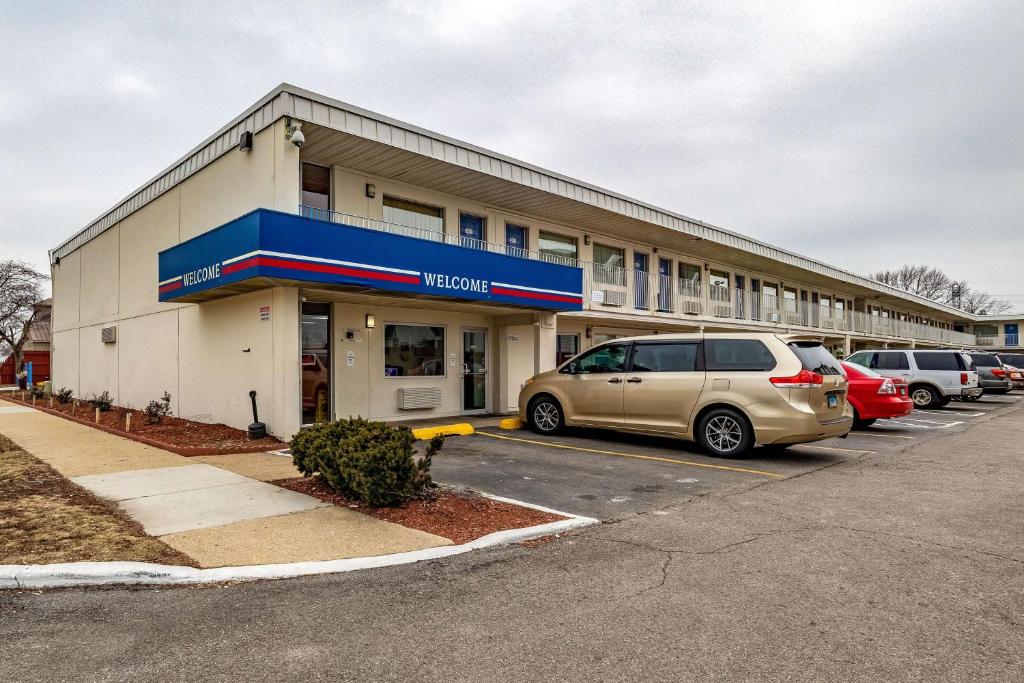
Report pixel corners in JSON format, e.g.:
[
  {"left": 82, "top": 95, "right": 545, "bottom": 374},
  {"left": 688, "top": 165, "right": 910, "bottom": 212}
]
[
  {"left": 960, "top": 372, "right": 969, "bottom": 385},
  {"left": 770, "top": 369, "right": 824, "bottom": 388},
  {"left": 877, "top": 378, "right": 896, "bottom": 395}
]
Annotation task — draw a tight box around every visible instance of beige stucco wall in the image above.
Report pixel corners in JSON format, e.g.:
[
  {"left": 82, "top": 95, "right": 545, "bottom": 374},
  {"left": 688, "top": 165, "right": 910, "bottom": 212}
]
[
  {"left": 50, "top": 120, "right": 303, "bottom": 437},
  {"left": 330, "top": 302, "right": 494, "bottom": 421}
]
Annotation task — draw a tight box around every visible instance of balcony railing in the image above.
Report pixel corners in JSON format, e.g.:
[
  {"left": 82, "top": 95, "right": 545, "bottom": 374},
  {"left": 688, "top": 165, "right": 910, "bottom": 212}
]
[
  {"left": 975, "top": 334, "right": 1021, "bottom": 348},
  {"left": 299, "top": 205, "right": 978, "bottom": 347}
]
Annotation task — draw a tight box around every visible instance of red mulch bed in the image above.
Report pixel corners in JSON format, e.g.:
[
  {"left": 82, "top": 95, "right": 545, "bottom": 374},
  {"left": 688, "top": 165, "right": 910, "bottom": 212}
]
[
  {"left": 272, "top": 476, "right": 565, "bottom": 545},
  {"left": 5, "top": 394, "right": 282, "bottom": 456}
]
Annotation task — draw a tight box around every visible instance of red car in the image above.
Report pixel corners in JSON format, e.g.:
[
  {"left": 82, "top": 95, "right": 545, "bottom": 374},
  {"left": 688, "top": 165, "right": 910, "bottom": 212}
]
[{"left": 841, "top": 360, "right": 913, "bottom": 427}]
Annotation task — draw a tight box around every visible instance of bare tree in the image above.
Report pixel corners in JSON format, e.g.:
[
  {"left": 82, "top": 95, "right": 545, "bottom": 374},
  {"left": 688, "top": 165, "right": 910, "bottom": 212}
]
[
  {"left": 0, "top": 260, "right": 49, "bottom": 383},
  {"left": 871, "top": 264, "right": 1012, "bottom": 313}
]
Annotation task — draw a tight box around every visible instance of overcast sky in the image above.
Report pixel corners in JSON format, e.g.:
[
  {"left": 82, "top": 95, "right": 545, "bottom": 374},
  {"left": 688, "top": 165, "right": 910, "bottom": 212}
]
[{"left": 1, "top": 0, "right": 1022, "bottom": 305}]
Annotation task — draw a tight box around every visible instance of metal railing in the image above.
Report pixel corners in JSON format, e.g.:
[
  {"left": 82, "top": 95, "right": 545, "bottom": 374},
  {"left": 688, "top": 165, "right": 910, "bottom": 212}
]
[
  {"left": 299, "top": 205, "right": 978, "bottom": 347},
  {"left": 975, "top": 334, "right": 1021, "bottom": 348},
  {"left": 581, "top": 262, "right": 978, "bottom": 347}
]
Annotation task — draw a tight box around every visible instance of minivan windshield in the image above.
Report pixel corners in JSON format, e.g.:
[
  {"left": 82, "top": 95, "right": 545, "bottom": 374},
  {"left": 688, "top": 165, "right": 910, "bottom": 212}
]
[{"left": 787, "top": 342, "right": 844, "bottom": 376}]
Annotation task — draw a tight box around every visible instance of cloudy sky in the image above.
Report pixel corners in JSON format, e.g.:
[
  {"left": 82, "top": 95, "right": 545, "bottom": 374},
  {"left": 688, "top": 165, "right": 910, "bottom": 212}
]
[{"left": 1, "top": 0, "right": 1021, "bottom": 306}]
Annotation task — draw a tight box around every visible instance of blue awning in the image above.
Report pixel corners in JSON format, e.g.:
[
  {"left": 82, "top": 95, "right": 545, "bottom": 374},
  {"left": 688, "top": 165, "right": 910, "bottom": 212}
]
[{"left": 158, "top": 209, "right": 583, "bottom": 311}]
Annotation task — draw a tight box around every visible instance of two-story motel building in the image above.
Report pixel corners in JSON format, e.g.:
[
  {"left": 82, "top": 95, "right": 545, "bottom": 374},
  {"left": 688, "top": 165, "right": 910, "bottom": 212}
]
[{"left": 49, "top": 84, "right": 1023, "bottom": 438}]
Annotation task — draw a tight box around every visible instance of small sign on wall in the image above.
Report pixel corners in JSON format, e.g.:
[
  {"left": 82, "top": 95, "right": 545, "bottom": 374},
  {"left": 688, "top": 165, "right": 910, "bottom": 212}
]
[
  {"left": 506, "top": 335, "right": 519, "bottom": 343},
  {"left": 449, "top": 352, "right": 457, "bottom": 367},
  {"left": 346, "top": 350, "right": 355, "bottom": 367},
  {"left": 259, "top": 306, "right": 271, "bottom": 321}
]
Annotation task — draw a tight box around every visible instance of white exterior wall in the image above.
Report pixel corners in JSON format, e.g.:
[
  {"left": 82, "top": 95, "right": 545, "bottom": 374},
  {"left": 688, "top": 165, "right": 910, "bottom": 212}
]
[{"left": 50, "top": 120, "right": 304, "bottom": 437}]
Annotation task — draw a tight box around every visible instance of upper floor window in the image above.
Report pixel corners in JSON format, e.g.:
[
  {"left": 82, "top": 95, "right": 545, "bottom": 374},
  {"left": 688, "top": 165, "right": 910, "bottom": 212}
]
[
  {"left": 301, "top": 163, "right": 331, "bottom": 211},
  {"left": 679, "top": 263, "right": 701, "bottom": 296},
  {"left": 383, "top": 196, "right": 444, "bottom": 234},
  {"left": 538, "top": 231, "right": 577, "bottom": 265},
  {"left": 593, "top": 243, "right": 625, "bottom": 286}
]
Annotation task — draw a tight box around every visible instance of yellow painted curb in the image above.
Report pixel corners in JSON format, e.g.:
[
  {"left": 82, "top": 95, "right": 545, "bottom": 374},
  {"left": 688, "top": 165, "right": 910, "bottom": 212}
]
[
  {"left": 411, "top": 423, "right": 475, "bottom": 440},
  {"left": 499, "top": 417, "right": 523, "bottom": 430}
]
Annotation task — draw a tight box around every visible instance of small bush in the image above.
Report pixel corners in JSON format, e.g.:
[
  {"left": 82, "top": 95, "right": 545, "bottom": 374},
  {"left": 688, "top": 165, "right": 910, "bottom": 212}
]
[
  {"left": 55, "top": 388, "right": 73, "bottom": 404},
  {"left": 144, "top": 391, "right": 173, "bottom": 424},
  {"left": 291, "top": 417, "right": 442, "bottom": 507},
  {"left": 90, "top": 391, "right": 113, "bottom": 412}
]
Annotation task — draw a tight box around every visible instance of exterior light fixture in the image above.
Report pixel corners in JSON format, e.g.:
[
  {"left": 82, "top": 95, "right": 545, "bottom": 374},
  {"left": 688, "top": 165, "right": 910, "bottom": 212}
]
[
  {"left": 584, "top": 235, "right": 590, "bottom": 245},
  {"left": 238, "top": 131, "right": 253, "bottom": 152},
  {"left": 365, "top": 183, "right": 376, "bottom": 198},
  {"left": 365, "top": 313, "right": 376, "bottom": 329},
  {"left": 585, "top": 325, "right": 592, "bottom": 339}
]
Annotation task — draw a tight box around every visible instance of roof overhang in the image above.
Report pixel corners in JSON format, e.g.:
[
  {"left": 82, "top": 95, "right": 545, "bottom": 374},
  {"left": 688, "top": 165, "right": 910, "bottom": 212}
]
[{"left": 53, "top": 83, "right": 1007, "bottom": 322}]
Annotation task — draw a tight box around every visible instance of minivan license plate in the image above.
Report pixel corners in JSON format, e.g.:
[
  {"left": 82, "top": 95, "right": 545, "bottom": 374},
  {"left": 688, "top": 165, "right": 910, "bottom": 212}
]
[{"left": 827, "top": 393, "right": 838, "bottom": 408}]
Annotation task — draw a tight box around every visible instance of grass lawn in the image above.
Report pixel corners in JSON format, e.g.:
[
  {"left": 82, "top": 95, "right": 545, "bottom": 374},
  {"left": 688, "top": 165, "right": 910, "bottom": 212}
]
[{"left": 0, "top": 434, "right": 195, "bottom": 566}]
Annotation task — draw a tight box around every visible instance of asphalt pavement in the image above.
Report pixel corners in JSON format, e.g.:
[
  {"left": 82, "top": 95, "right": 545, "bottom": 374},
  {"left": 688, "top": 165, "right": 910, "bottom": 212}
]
[{"left": 1, "top": 395, "right": 1022, "bottom": 681}]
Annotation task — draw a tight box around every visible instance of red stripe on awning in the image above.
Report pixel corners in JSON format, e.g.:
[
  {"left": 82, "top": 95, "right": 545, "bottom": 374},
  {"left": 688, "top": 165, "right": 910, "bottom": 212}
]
[
  {"left": 222, "top": 256, "right": 420, "bottom": 284},
  {"left": 158, "top": 281, "right": 183, "bottom": 293},
  {"left": 491, "top": 286, "right": 581, "bottom": 304}
]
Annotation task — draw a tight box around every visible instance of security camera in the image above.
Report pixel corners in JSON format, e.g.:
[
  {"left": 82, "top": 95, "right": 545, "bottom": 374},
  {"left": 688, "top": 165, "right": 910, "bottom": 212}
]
[{"left": 287, "top": 120, "right": 305, "bottom": 148}]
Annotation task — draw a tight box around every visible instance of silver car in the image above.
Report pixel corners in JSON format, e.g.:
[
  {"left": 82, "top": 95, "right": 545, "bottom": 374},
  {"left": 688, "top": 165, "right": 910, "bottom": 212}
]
[
  {"left": 844, "top": 349, "right": 981, "bottom": 408},
  {"left": 968, "top": 353, "right": 1013, "bottom": 394}
]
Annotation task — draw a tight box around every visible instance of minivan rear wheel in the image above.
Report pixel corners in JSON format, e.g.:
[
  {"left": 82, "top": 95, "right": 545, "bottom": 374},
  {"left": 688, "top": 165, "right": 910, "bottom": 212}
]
[
  {"left": 528, "top": 395, "right": 564, "bottom": 435},
  {"left": 697, "top": 408, "right": 753, "bottom": 458},
  {"left": 910, "top": 384, "right": 940, "bottom": 409}
]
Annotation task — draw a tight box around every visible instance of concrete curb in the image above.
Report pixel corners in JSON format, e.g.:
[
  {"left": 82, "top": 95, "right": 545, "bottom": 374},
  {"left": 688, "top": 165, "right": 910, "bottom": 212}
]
[{"left": 0, "top": 498, "right": 598, "bottom": 590}]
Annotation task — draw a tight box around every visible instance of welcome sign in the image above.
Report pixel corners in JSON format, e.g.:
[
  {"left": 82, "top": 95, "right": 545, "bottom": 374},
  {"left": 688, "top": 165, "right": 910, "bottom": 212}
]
[{"left": 158, "top": 209, "right": 583, "bottom": 311}]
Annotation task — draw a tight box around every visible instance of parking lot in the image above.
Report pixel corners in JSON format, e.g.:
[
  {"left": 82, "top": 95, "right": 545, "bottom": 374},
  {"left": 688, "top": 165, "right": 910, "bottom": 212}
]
[{"left": 434, "top": 394, "right": 1021, "bottom": 520}]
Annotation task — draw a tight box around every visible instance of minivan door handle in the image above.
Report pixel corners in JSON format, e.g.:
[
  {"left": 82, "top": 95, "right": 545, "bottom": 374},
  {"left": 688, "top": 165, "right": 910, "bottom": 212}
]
[
  {"left": 607, "top": 377, "right": 622, "bottom": 384},
  {"left": 627, "top": 377, "right": 642, "bottom": 383}
]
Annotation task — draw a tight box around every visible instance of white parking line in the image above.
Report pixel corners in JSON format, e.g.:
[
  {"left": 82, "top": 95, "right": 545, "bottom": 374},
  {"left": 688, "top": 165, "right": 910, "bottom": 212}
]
[{"left": 883, "top": 419, "right": 964, "bottom": 429}]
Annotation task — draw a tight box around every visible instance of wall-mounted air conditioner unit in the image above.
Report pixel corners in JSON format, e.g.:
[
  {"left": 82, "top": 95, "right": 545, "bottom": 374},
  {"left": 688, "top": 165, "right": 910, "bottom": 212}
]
[
  {"left": 598, "top": 289, "right": 627, "bottom": 307},
  {"left": 397, "top": 387, "right": 442, "bottom": 410}
]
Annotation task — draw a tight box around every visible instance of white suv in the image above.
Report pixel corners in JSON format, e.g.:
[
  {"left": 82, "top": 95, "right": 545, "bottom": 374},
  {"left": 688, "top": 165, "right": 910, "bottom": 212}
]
[{"left": 844, "top": 349, "right": 981, "bottom": 408}]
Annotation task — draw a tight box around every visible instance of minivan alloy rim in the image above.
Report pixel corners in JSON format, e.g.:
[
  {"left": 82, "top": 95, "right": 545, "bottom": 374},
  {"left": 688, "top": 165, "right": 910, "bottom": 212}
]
[
  {"left": 533, "top": 402, "right": 559, "bottom": 431},
  {"left": 911, "top": 388, "right": 932, "bottom": 406},
  {"left": 706, "top": 415, "right": 742, "bottom": 452}
]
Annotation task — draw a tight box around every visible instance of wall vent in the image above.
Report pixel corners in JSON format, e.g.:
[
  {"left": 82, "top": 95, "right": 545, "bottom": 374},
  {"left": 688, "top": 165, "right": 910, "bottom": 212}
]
[
  {"left": 101, "top": 326, "right": 117, "bottom": 344},
  {"left": 397, "top": 387, "right": 442, "bottom": 410}
]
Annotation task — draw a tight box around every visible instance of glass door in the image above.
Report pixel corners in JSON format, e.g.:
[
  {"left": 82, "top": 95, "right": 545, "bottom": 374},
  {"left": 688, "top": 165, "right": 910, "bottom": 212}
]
[
  {"left": 460, "top": 213, "right": 485, "bottom": 249},
  {"left": 301, "top": 302, "right": 331, "bottom": 425},
  {"left": 633, "top": 252, "right": 649, "bottom": 310},
  {"left": 461, "top": 329, "right": 487, "bottom": 412}
]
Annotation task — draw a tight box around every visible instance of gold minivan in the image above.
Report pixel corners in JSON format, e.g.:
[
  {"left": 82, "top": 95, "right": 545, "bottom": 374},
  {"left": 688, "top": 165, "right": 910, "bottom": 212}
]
[{"left": 518, "top": 333, "right": 852, "bottom": 456}]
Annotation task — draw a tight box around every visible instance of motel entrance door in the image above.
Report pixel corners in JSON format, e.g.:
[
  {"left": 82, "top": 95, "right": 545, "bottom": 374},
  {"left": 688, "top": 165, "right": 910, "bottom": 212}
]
[
  {"left": 461, "top": 329, "right": 487, "bottom": 413},
  {"left": 301, "top": 302, "right": 331, "bottom": 424}
]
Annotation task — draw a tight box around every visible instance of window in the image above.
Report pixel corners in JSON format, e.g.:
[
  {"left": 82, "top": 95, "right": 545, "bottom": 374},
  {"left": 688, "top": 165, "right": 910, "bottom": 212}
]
[
  {"left": 593, "top": 244, "right": 625, "bottom": 286},
  {"left": 383, "top": 324, "right": 445, "bottom": 377},
  {"left": 459, "top": 213, "right": 485, "bottom": 249},
  {"left": 783, "top": 287, "right": 798, "bottom": 312},
  {"left": 538, "top": 231, "right": 577, "bottom": 265},
  {"left": 630, "top": 342, "right": 699, "bottom": 372},
  {"left": 383, "top": 196, "right": 444, "bottom": 234},
  {"left": 505, "top": 224, "right": 528, "bottom": 258},
  {"left": 556, "top": 334, "right": 579, "bottom": 365},
  {"left": 787, "top": 342, "right": 844, "bottom": 375},
  {"left": 301, "top": 163, "right": 330, "bottom": 211},
  {"left": 873, "top": 352, "right": 910, "bottom": 371},
  {"left": 569, "top": 343, "right": 629, "bottom": 374},
  {"left": 974, "top": 324, "right": 998, "bottom": 337},
  {"left": 592, "top": 333, "right": 623, "bottom": 345},
  {"left": 913, "top": 352, "right": 966, "bottom": 371},
  {"left": 846, "top": 352, "right": 871, "bottom": 368},
  {"left": 705, "top": 339, "right": 776, "bottom": 371},
  {"left": 970, "top": 354, "right": 1000, "bottom": 368},
  {"left": 679, "top": 263, "right": 701, "bottom": 297}
]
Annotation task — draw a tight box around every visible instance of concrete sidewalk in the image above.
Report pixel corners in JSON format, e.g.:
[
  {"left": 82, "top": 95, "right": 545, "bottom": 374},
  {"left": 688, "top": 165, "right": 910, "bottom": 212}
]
[{"left": 0, "top": 399, "right": 451, "bottom": 567}]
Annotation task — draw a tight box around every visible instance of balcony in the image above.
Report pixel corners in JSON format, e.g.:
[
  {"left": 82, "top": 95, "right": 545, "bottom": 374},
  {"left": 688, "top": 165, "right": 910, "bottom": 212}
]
[
  {"left": 295, "top": 206, "right": 978, "bottom": 348},
  {"left": 974, "top": 334, "right": 1021, "bottom": 350}
]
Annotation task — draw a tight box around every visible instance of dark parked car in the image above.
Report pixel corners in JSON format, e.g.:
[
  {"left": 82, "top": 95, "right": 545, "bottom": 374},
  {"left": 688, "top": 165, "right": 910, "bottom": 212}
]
[{"left": 969, "top": 353, "right": 1013, "bottom": 394}]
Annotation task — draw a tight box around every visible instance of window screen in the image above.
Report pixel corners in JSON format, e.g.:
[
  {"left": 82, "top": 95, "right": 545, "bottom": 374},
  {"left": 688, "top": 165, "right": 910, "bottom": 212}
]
[
  {"left": 705, "top": 339, "right": 776, "bottom": 371},
  {"left": 630, "top": 343, "right": 699, "bottom": 372},
  {"left": 383, "top": 325, "right": 445, "bottom": 377}
]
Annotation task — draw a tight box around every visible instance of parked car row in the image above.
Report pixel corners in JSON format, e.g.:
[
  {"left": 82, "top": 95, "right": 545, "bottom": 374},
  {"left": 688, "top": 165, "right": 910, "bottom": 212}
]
[{"left": 518, "top": 335, "right": 1009, "bottom": 458}]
